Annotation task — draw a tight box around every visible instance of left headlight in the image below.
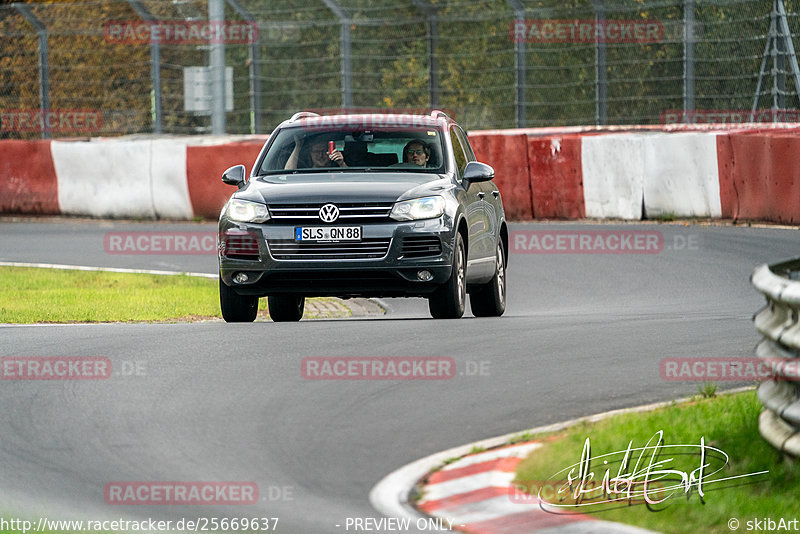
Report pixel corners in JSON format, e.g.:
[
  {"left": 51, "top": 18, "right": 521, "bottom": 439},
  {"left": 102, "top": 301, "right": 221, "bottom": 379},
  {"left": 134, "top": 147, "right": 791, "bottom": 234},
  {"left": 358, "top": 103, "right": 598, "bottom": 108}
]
[
  {"left": 390, "top": 196, "right": 445, "bottom": 221},
  {"left": 225, "top": 199, "right": 270, "bottom": 223}
]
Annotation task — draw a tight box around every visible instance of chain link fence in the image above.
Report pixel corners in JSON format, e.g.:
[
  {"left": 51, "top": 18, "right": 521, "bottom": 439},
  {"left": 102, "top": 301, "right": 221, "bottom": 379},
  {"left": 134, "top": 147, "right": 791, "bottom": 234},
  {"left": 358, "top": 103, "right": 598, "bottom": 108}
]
[{"left": 1, "top": 0, "right": 799, "bottom": 138}]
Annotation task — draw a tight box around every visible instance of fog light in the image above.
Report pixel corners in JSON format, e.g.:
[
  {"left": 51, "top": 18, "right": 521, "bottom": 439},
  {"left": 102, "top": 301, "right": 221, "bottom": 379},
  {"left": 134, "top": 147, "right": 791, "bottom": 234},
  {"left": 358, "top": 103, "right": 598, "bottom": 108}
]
[
  {"left": 233, "top": 272, "right": 249, "bottom": 284},
  {"left": 417, "top": 270, "right": 433, "bottom": 281}
]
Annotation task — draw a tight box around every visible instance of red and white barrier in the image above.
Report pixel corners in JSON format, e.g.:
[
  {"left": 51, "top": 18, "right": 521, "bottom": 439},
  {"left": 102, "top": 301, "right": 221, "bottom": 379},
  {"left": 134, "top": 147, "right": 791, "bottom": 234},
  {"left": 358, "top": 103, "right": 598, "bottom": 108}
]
[
  {"left": 642, "top": 132, "right": 721, "bottom": 218},
  {"left": 527, "top": 135, "right": 585, "bottom": 219},
  {"left": 0, "top": 136, "right": 263, "bottom": 220},
  {"left": 717, "top": 131, "right": 800, "bottom": 224},
  {"left": 186, "top": 140, "right": 263, "bottom": 219},
  {"left": 52, "top": 139, "right": 193, "bottom": 219},
  {"left": 469, "top": 131, "right": 534, "bottom": 220},
  {"left": 0, "top": 140, "right": 59, "bottom": 214},
  {"left": 582, "top": 133, "right": 646, "bottom": 220},
  {"left": 1, "top": 125, "right": 799, "bottom": 222}
]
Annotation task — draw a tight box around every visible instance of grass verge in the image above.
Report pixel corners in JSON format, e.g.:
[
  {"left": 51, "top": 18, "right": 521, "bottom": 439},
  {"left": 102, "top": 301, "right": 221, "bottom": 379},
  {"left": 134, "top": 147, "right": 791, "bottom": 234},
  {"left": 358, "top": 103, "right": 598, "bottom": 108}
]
[
  {"left": 514, "top": 390, "right": 797, "bottom": 534},
  {"left": 0, "top": 266, "right": 349, "bottom": 323}
]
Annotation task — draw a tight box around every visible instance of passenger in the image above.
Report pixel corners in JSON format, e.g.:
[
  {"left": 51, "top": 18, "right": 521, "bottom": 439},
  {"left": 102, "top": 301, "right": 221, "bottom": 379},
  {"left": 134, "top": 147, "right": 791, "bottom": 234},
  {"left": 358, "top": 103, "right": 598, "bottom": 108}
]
[
  {"left": 403, "top": 140, "right": 430, "bottom": 167},
  {"left": 285, "top": 137, "right": 347, "bottom": 169}
]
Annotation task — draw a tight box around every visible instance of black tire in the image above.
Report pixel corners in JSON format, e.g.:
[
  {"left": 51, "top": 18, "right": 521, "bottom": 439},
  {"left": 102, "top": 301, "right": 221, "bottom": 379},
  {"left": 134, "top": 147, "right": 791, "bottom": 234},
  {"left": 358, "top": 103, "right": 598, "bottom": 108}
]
[
  {"left": 219, "top": 278, "right": 258, "bottom": 323},
  {"left": 428, "top": 233, "right": 466, "bottom": 319},
  {"left": 268, "top": 295, "right": 305, "bottom": 322},
  {"left": 470, "top": 241, "right": 506, "bottom": 317}
]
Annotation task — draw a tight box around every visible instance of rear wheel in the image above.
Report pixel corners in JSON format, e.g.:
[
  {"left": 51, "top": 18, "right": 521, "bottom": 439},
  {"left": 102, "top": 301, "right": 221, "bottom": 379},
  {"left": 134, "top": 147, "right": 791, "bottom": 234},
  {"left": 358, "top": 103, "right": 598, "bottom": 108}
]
[
  {"left": 268, "top": 295, "right": 305, "bottom": 322},
  {"left": 219, "top": 278, "right": 258, "bottom": 323},
  {"left": 470, "top": 241, "right": 506, "bottom": 317},
  {"left": 429, "top": 233, "right": 466, "bottom": 319}
]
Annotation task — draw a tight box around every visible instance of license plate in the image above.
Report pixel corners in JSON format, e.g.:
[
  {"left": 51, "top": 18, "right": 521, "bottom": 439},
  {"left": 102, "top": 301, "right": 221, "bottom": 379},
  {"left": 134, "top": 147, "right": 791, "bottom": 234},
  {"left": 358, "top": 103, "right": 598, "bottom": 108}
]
[{"left": 295, "top": 226, "right": 362, "bottom": 242}]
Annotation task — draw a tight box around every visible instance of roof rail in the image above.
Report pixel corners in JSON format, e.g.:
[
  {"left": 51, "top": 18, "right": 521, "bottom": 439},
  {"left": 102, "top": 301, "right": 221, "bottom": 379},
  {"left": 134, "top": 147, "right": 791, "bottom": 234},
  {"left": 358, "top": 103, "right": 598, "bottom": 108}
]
[
  {"left": 289, "top": 111, "right": 320, "bottom": 122},
  {"left": 430, "top": 109, "right": 449, "bottom": 120}
]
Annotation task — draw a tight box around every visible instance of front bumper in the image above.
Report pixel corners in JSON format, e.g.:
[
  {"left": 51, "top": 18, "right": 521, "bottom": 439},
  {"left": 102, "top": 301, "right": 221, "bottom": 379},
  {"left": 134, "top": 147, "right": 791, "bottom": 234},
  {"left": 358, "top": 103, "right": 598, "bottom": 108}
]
[{"left": 218, "top": 217, "right": 455, "bottom": 298}]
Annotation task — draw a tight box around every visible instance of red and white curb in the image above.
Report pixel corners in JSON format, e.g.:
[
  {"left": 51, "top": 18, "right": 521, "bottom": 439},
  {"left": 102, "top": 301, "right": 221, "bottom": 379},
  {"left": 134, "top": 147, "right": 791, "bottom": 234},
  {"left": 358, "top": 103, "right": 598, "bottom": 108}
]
[
  {"left": 370, "top": 391, "right": 757, "bottom": 533},
  {"left": 415, "top": 442, "right": 653, "bottom": 533}
]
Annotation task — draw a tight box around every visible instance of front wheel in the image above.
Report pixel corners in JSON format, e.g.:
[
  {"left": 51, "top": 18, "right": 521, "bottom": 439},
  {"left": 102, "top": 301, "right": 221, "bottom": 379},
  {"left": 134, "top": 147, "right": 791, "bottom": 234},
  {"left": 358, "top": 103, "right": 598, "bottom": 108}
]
[
  {"left": 268, "top": 295, "right": 305, "bottom": 322},
  {"left": 470, "top": 241, "right": 506, "bottom": 317},
  {"left": 428, "top": 233, "right": 466, "bottom": 319},
  {"left": 220, "top": 278, "right": 258, "bottom": 323}
]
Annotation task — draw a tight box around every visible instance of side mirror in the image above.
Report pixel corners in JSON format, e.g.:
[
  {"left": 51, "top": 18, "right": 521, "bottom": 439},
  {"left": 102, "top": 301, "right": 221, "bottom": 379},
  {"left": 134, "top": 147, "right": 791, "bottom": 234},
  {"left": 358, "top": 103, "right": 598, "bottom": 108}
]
[
  {"left": 222, "top": 164, "right": 246, "bottom": 188},
  {"left": 463, "top": 161, "right": 495, "bottom": 183}
]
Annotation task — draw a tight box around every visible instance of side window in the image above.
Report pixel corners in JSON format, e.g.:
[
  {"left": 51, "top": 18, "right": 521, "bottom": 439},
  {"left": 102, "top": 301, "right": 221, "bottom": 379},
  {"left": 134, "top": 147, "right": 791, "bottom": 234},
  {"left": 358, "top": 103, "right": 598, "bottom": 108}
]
[
  {"left": 454, "top": 126, "right": 475, "bottom": 162},
  {"left": 449, "top": 126, "right": 468, "bottom": 179}
]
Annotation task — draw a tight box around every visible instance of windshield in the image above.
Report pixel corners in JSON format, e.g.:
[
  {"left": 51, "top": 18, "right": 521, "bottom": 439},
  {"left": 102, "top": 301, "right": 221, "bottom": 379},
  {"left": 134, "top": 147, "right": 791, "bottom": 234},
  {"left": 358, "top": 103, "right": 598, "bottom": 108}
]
[{"left": 257, "top": 125, "right": 446, "bottom": 175}]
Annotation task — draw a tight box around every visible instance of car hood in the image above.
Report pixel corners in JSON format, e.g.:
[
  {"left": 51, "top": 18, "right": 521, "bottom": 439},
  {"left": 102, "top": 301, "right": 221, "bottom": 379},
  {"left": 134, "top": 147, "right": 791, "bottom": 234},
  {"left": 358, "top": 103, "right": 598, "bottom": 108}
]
[{"left": 239, "top": 172, "right": 449, "bottom": 204}]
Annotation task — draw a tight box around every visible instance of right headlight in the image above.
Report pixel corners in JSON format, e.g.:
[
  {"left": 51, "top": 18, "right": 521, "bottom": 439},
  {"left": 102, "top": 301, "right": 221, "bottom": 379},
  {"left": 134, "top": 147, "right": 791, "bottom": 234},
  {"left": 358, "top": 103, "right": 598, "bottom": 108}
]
[
  {"left": 225, "top": 199, "right": 270, "bottom": 223},
  {"left": 390, "top": 196, "right": 445, "bottom": 221}
]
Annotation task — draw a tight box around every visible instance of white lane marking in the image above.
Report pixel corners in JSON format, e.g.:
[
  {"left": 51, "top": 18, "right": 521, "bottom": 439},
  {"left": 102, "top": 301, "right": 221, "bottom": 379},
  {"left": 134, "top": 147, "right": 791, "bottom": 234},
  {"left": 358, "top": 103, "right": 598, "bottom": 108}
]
[{"left": 0, "top": 261, "right": 215, "bottom": 279}]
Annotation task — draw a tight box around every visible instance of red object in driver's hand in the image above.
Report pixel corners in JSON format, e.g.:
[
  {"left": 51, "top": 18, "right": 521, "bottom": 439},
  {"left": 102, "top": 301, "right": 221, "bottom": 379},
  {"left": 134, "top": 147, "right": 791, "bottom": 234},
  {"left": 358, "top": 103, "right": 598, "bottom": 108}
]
[{"left": 328, "top": 141, "right": 335, "bottom": 156}]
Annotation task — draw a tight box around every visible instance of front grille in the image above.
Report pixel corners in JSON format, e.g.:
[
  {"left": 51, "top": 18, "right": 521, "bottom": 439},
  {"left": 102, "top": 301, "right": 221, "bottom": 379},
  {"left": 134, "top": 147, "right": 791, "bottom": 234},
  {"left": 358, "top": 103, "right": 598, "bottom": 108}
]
[
  {"left": 268, "top": 203, "right": 393, "bottom": 223},
  {"left": 267, "top": 238, "right": 391, "bottom": 260},
  {"left": 401, "top": 236, "right": 442, "bottom": 258}
]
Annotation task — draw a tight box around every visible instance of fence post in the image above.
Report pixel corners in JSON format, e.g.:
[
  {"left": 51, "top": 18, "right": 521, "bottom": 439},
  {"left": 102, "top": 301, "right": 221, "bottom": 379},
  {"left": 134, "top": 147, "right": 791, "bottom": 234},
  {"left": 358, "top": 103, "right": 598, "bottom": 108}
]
[
  {"left": 322, "top": 0, "right": 352, "bottom": 110},
  {"left": 683, "top": 0, "right": 695, "bottom": 120},
  {"left": 412, "top": 0, "right": 440, "bottom": 111},
  {"left": 593, "top": 0, "right": 607, "bottom": 126},
  {"left": 14, "top": 4, "right": 50, "bottom": 139},
  {"left": 507, "top": 0, "right": 526, "bottom": 128},
  {"left": 209, "top": 0, "right": 226, "bottom": 134},
  {"left": 126, "top": 0, "right": 162, "bottom": 134},
  {"left": 226, "top": 0, "right": 261, "bottom": 134}
]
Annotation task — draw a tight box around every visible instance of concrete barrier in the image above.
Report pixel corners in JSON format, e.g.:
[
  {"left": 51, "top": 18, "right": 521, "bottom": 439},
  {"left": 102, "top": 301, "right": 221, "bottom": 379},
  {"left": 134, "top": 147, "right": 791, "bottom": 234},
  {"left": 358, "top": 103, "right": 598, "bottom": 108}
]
[
  {"left": 3, "top": 126, "right": 800, "bottom": 222},
  {"left": 527, "top": 135, "right": 584, "bottom": 219},
  {"left": 581, "top": 134, "right": 646, "bottom": 220},
  {"left": 468, "top": 132, "right": 533, "bottom": 220},
  {"left": 186, "top": 140, "right": 264, "bottom": 220},
  {"left": 52, "top": 139, "right": 192, "bottom": 219},
  {"left": 718, "top": 132, "right": 800, "bottom": 224},
  {"left": 642, "top": 133, "right": 721, "bottom": 218},
  {"left": 0, "top": 140, "right": 59, "bottom": 214}
]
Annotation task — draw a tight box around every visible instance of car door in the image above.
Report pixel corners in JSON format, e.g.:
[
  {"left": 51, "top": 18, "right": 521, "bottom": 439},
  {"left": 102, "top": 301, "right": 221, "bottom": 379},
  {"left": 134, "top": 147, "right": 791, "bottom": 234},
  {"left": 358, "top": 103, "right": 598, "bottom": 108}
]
[
  {"left": 459, "top": 127, "right": 501, "bottom": 259},
  {"left": 450, "top": 125, "right": 492, "bottom": 282}
]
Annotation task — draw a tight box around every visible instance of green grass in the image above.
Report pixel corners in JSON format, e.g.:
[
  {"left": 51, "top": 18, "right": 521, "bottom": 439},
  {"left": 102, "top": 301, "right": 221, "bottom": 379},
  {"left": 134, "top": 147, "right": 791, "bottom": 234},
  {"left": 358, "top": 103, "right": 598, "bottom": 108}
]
[
  {"left": 0, "top": 267, "right": 347, "bottom": 323},
  {"left": 514, "top": 391, "right": 798, "bottom": 534}
]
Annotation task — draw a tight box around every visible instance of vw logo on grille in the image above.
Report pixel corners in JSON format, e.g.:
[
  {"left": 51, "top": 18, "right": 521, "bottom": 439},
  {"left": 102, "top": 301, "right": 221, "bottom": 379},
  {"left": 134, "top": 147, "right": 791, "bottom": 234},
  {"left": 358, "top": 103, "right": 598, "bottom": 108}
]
[{"left": 319, "top": 203, "right": 340, "bottom": 222}]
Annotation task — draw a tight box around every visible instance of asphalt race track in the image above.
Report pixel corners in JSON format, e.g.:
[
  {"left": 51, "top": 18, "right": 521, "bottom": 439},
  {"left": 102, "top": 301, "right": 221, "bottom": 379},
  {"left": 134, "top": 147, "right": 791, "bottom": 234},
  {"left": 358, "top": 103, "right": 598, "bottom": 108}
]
[{"left": 0, "top": 218, "right": 796, "bottom": 533}]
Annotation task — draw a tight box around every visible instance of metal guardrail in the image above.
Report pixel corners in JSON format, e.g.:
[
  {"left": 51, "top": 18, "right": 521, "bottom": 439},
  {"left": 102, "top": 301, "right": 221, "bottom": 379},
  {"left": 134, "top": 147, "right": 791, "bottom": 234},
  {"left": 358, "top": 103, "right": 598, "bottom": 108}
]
[{"left": 751, "top": 259, "right": 800, "bottom": 457}]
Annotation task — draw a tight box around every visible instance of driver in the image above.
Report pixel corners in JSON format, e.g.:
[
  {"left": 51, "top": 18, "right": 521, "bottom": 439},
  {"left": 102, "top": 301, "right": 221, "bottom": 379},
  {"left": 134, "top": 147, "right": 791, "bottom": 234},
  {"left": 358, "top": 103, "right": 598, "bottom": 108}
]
[{"left": 402, "top": 140, "right": 431, "bottom": 167}]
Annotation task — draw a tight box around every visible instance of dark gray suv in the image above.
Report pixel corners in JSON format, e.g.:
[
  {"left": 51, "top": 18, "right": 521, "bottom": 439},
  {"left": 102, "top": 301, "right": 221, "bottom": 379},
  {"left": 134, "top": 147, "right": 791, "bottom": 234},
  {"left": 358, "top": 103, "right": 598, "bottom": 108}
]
[{"left": 218, "top": 111, "right": 507, "bottom": 322}]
